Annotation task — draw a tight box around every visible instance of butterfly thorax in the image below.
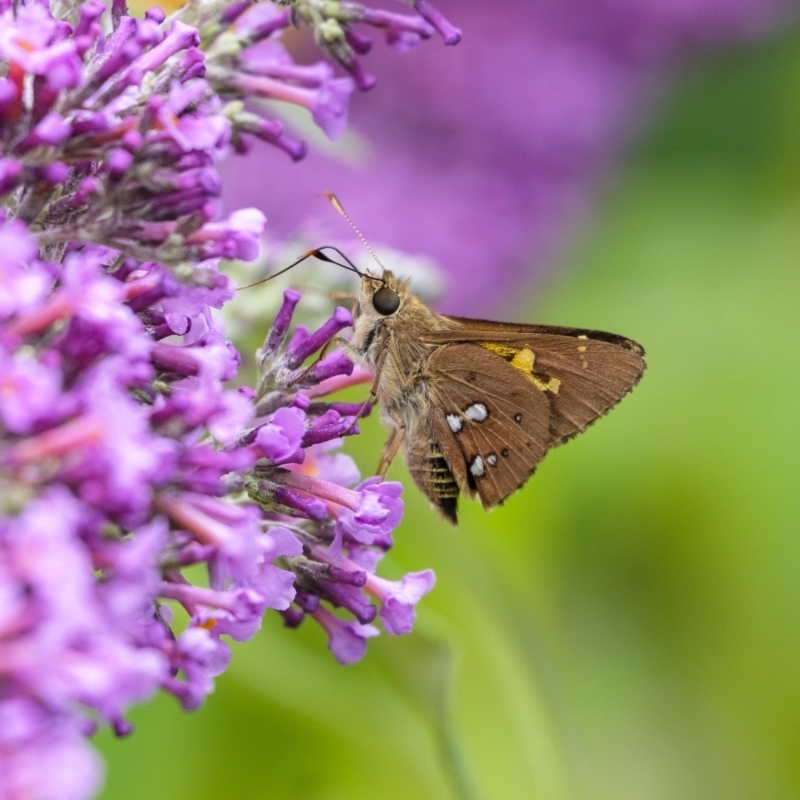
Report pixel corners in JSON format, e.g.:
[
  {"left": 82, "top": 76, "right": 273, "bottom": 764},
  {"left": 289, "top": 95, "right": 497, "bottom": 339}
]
[{"left": 346, "top": 272, "right": 457, "bottom": 432}]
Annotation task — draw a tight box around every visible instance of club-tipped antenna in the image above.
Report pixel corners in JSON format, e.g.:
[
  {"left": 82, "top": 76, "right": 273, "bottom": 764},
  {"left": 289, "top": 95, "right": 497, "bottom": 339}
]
[
  {"left": 236, "top": 246, "right": 373, "bottom": 291},
  {"left": 321, "top": 191, "right": 387, "bottom": 274}
]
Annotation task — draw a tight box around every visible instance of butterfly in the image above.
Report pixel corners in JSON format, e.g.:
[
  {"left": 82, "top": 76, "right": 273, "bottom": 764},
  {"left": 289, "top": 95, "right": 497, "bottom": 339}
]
[{"left": 337, "top": 267, "right": 645, "bottom": 524}]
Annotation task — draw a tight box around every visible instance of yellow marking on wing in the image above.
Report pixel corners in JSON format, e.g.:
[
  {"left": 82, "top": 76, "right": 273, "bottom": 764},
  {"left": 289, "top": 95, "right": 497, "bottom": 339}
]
[
  {"left": 480, "top": 342, "right": 518, "bottom": 359},
  {"left": 531, "top": 375, "right": 561, "bottom": 394},
  {"left": 577, "top": 345, "right": 587, "bottom": 353},
  {"left": 510, "top": 347, "right": 535, "bottom": 372},
  {"left": 479, "top": 343, "right": 560, "bottom": 393}
]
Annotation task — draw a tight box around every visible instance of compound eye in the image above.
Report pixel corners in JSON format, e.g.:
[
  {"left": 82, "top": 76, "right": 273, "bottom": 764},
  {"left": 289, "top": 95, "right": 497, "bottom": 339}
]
[{"left": 372, "top": 286, "right": 400, "bottom": 316}]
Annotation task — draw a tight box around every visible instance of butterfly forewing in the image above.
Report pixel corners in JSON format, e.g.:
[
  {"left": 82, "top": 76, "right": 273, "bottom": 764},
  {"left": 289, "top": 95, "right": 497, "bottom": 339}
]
[
  {"left": 421, "top": 321, "right": 645, "bottom": 446},
  {"left": 519, "top": 332, "right": 645, "bottom": 444},
  {"left": 424, "top": 344, "right": 552, "bottom": 512}
]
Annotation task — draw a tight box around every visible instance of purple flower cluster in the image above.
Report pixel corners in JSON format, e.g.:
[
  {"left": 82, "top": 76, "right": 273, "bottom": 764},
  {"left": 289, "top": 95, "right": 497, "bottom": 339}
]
[
  {"left": 0, "top": 0, "right": 258, "bottom": 264},
  {"left": 279, "top": 0, "right": 460, "bottom": 91},
  {"left": 0, "top": 219, "right": 434, "bottom": 797},
  {"left": 0, "top": 0, "right": 454, "bottom": 796},
  {"left": 242, "top": 290, "right": 434, "bottom": 649},
  {"left": 200, "top": 0, "right": 459, "bottom": 151},
  {"left": 1, "top": 0, "right": 459, "bottom": 261}
]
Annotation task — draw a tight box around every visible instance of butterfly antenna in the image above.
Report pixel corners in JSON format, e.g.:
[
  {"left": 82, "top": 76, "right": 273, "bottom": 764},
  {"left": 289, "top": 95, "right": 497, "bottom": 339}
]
[
  {"left": 322, "top": 191, "right": 388, "bottom": 275},
  {"left": 236, "top": 246, "right": 369, "bottom": 291}
]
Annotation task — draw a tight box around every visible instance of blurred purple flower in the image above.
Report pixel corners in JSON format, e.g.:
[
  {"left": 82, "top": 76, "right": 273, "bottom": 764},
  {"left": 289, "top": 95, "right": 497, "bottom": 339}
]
[
  {"left": 222, "top": 0, "right": 793, "bottom": 315},
  {"left": 255, "top": 405, "right": 308, "bottom": 463},
  {"left": 0, "top": 698, "right": 103, "bottom": 800},
  {"left": 365, "top": 568, "right": 436, "bottom": 634},
  {"left": 311, "top": 605, "right": 380, "bottom": 665},
  {"left": 336, "top": 477, "right": 405, "bottom": 544},
  {"left": 0, "top": 351, "right": 62, "bottom": 434}
]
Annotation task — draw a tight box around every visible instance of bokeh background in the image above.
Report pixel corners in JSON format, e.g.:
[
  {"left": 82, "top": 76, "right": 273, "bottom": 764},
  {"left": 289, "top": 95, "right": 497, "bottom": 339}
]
[{"left": 98, "top": 2, "right": 800, "bottom": 798}]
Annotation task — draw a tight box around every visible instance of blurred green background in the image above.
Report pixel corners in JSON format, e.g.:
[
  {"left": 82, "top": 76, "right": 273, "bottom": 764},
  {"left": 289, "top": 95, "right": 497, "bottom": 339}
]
[{"left": 97, "top": 27, "right": 800, "bottom": 800}]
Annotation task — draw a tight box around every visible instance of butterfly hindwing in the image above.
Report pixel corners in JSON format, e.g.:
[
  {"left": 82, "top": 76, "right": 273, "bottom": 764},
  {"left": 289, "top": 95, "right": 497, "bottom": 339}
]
[{"left": 425, "top": 344, "right": 552, "bottom": 511}]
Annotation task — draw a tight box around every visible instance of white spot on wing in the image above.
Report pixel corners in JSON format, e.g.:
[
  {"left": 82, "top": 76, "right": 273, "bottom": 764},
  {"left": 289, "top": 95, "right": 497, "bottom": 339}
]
[
  {"left": 465, "top": 403, "right": 488, "bottom": 422},
  {"left": 446, "top": 413, "right": 462, "bottom": 433},
  {"left": 487, "top": 454, "right": 497, "bottom": 466},
  {"left": 470, "top": 456, "right": 485, "bottom": 478}
]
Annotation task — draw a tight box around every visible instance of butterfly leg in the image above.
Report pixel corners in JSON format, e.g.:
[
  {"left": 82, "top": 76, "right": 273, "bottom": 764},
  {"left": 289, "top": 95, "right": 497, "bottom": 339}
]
[
  {"left": 329, "top": 292, "right": 358, "bottom": 304},
  {"left": 290, "top": 323, "right": 354, "bottom": 386},
  {"left": 337, "top": 342, "right": 386, "bottom": 436},
  {"left": 376, "top": 421, "right": 406, "bottom": 479},
  {"left": 289, "top": 340, "right": 334, "bottom": 385},
  {"left": 283, "top": 284, "right": 357, "bottom": 305},
  {"left": 288, "top": 286, "right": 359, "bottom": 312}
]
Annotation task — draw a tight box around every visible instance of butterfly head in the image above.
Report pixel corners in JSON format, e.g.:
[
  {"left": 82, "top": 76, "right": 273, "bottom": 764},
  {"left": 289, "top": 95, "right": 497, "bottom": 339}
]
[{"left": 358, "top": 270, "right": 410, "bottom": 320}]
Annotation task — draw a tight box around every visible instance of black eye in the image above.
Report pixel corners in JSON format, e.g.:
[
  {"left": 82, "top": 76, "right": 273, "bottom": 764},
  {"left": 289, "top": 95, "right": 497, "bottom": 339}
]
[{"left": 372, "top": 286, "right": 400, "bottom": 316}]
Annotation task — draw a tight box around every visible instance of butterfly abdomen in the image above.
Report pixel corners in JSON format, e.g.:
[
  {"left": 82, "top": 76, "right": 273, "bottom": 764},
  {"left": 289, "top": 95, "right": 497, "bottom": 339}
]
[{"left": 405, "top": 440, "right": 461, "bottom": 524}]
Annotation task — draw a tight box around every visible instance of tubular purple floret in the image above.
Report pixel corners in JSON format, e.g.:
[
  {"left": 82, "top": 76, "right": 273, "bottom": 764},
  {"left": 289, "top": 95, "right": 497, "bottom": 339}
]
[
  {"left": 326, "top": 564, "right": 368, "bottom": 587},
  {"left": 246, "top": 118, "right": 308, "bottom": 161},
  {"left": 411, "top": 0, "right": 462, "bottom": 45},
  {"left": 151, "top": 341, "right": 200, "bottom": 377},
  {"left": 311, "top": 606, "right": 379, "bottom": 665},
  {"left": 169, "top": 542, "right": 217, "bottom": 567},
  {"left": 294, "top": 592, "right": 320, "bottom": 614},
  {"left": 158, "top": 582, "right": 265, "bottom": 618},
  {"left": 220, "top": 1, "right": 251, "bottom": 24},
  {"left": 340, "top": 56, "right": 377, "bottom": 92},
  {"left": 34, "top": 161, "right": 69, "bottom": 184},
  {"left": 252, "top": 59, "right": 335, "bottom": 89},
  {"left": 227, "top": 72, "right": 355, "bottom": 141},
  {"left": 284, "top": 306, "right": 353, "bottom": 367},
  {"left": 301, "top": 415, "right": 359, "bottom": 448},
  {"left": 121, "top": 20, "right": 200, "bottom": 86},
  {"left": 144, "top": 6, "right": 166, "bottom": 24},
  {"left": 279, "top": 606, "right": 305, "bottom": 628},
  {"left": 260, "top": 289, "right": 302, "bottom": 360},
  {"left": 279, "top": 470, "right": 362, "bottom": 511},
  {"left": 359, "top": 7, "right": 435, "bottom": 37},
  {"left": 82, "top": 15, "right": 137, "bottom": 85},
  {"left": 345, "top": 28, "right": 373, "bottom": 54},
  {"left": 106, "top": 148, "right": 133, "bottom": 177},
  {"left": 127, "top": 276, "right": 182, "bottom": 314},
  {"left": 177, "top": 48, "right": 206, "bottom": 81},
  {"left": 232, "top": 3, "right": 292, "bottom": 42},
  {"left": 270, "top": 486, "right": 329, "bottom": 521},
  {"left": 16, "top": 112, "right": 72, "bottom": 152},
  {"left": 75, "top": 1, "right": 106, "bottom": 39},
  {"left": 315, "top": 580, "right": 378, "bottom": 623},
  {"left": 302, "top": 350, "right": 355, "bottom": 384},
  {"left": 135, "top": 19, "right": 164, "bottom": 48},
  {"left": 111, "top": 717, "right": 134, "bottom": 738}
]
